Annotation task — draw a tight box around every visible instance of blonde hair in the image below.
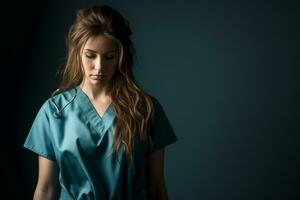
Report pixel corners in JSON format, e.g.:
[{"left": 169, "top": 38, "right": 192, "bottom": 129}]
[{"left": 57, "top": 5, "right": 155, "bottom": 164}]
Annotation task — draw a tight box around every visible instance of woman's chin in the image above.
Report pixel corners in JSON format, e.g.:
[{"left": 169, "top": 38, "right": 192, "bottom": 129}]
[{"left": 89, "top": 78, "right": 108, "bottom": 85}]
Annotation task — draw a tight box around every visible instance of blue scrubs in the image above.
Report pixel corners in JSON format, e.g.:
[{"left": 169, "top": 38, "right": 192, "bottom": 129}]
[{"left": 23, "top": 85, "right": 178, "bottom": 199}]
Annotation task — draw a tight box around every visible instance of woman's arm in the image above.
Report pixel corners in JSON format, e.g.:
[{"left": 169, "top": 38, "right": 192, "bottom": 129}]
[
  {"left": 33, "top": 156, "right": 60, "bottom": 200},
  {"left": 146, "top": 148, "right": 169, "bottom": 200}
]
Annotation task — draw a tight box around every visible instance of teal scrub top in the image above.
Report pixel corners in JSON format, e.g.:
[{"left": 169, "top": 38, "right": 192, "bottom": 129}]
[{"left": 23, "top": 85, "right": 178, "bottom": 200}]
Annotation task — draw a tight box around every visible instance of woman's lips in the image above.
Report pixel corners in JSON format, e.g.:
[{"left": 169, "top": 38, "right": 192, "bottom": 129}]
[{"left": 91, "top": 74, "right": 105, "bottom": 79}]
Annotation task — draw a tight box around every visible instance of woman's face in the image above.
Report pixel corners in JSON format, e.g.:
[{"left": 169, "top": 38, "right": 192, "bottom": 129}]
[{"left": 81, "top": 34, "right": 119, "bottom": 86}]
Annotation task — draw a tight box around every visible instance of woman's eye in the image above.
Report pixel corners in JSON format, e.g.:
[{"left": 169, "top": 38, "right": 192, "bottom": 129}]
[
  {"left": 85, "top": 54, "right": 95, "bottom": 59},
  {"left": 105, "top": 55, "right": 115, "bottom": 60}
]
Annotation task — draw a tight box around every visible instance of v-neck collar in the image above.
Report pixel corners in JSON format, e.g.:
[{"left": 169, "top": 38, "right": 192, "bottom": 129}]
[{"left": 75, "top": 85, "right": 116, "bottom": 136}]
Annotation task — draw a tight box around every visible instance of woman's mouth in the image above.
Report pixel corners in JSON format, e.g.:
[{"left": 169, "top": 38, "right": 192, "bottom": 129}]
[{"left": 91, "top": 74, "right": 105, "bottom": 80}]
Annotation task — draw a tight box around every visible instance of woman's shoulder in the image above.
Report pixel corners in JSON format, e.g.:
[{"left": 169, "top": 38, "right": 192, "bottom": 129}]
[
  {"left": 48, "top": 87, "right": 77, "bottom": 103},
  {"left": 148, "top": 94, "right": 166, "bottom": 111},
  {"left": 147, "top": 94, "right": 167, "bottom": 120},
  {"left": 148, "top": 94, "right": 160, "bottom": 107},
  {"left": 39, "top": 87, "right": 77, "bottom": 115}
]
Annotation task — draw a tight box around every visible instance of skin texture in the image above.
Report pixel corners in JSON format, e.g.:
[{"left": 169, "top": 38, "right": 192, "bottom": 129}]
[
  {"left": 33, "top": 156, "right": 60, "bottom": 200},
  {"left": 34, "top": 34, "right": 168, "bottom": 199},
  {"left": 146, "top": 148, "right": 168, "bottom": 200},
  {"left": 80, "top": 34, "right": 119, "bottom": 101},
  {"left": 79, "top": 34, "right": 119, "bottom": 118}
]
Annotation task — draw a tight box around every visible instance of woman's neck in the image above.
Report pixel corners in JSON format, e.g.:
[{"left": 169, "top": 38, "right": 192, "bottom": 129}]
[{"left": 80, "top": 82, "right": 111, "bottom": 102}]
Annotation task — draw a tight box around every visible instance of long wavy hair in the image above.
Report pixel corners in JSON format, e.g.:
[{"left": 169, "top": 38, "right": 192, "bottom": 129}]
[{"left": 57, "top": 5, "right": 155, "bottom": 164}]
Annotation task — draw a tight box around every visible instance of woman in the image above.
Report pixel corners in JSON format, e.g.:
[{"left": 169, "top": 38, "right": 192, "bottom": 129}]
[{"left": 23, "top": 4, "right": 178, "bottom": 200}]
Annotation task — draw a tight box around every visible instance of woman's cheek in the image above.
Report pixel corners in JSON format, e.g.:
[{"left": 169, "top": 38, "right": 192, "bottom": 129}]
[{"left": 83, "top": 60, "right": 92, "bottom": 70}]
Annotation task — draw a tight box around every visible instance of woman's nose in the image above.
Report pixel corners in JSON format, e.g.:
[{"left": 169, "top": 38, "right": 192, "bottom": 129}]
[{"left": 94, "top": 57, "right": 101, "bottom": 70}]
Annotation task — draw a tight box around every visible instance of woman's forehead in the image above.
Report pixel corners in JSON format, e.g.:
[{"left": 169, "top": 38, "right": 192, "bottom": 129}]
[{"left": 83, "top": 35, "right": 118, "bottom": 53}]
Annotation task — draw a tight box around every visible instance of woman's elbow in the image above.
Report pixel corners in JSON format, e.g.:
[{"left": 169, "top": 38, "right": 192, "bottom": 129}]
[{"left": 33, "top": 186, "right": 59, "bottom": 200}]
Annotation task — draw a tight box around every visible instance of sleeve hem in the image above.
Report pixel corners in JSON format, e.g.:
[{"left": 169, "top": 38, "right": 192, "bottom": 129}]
[
  {"left": 150, "top": 137, "right": 178, "bottom": 154},
  {"left": 23, "top": 144, "right": 56, "bottom": 162}
]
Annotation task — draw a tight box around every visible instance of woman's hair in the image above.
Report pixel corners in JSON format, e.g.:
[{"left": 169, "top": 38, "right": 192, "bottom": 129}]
[{"left": 57, "top": 4, "right": 155, "bottom": 164}]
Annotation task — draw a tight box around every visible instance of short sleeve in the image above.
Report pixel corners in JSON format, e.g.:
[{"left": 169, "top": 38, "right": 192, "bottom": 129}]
[
  {"left": 23, "top": 101, "right": 56, "bottom": 161},
  {"left": 149, "top": 96, "right": 178, "bottom": 154}
]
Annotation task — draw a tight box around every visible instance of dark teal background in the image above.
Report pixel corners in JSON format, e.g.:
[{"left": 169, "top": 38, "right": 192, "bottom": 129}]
[{"left": 4, "top": 0, "right": 298, "bottom": 199}]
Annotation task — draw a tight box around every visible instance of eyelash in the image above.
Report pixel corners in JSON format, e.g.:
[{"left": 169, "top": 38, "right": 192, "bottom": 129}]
[{"left": 85, "top": 54, "right": 114, "bottom": 60}]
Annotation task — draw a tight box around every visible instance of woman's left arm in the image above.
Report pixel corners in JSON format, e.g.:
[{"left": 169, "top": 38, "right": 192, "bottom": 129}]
[{"left": 146, "top": 148, "right": 168, "bottom": 200}]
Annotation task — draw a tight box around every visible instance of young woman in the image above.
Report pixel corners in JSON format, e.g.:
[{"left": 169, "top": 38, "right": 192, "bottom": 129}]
[{"left": 23, "top": 4, "right": 178, "bottom": 200}]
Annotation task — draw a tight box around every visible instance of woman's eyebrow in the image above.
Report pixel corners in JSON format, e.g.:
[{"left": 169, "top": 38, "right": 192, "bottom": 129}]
[{"left": 84, "top": 48, "right": 117, "bottom": 53}]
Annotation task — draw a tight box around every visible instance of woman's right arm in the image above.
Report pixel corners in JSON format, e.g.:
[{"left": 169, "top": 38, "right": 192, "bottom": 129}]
[{"left": 33, "top": 156, "right": 60, "bottom": 200}]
